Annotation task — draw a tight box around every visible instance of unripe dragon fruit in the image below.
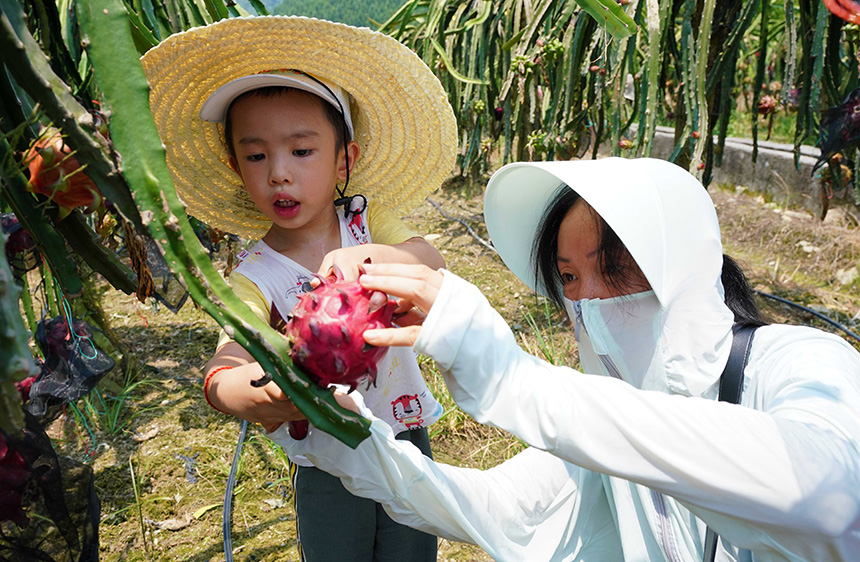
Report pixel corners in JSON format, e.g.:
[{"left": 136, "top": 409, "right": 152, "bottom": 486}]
[{"left": 282, "top": 275, "right": 397, "bottom": 439}]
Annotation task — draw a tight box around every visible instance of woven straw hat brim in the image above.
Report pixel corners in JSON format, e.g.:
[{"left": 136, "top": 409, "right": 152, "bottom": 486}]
[{"left": 140, "top": 16, "right": 458, "bottom": 239}]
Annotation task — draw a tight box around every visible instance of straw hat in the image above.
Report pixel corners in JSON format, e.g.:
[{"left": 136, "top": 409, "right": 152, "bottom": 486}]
[{"left": 140, "top": 16, "right": 458, "bottom": 239}]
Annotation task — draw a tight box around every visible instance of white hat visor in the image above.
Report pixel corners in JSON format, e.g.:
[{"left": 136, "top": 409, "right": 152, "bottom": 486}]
[
  {"left": 484, "top": 159, "right": 669, "bottom": 304},
  {"left": 200, "top": 71, "right": 354, "bottom": 139}
]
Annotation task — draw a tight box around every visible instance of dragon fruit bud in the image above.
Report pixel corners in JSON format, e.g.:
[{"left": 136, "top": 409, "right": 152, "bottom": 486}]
[
  {"left": 15, "top": 376, "right": 36, "bottom": 403},
  {"left": 285, "top": 275, "right": 397, "bottom": 392},
  {"left": 758, "top": 95, "right": 777, "bottom": 116}
]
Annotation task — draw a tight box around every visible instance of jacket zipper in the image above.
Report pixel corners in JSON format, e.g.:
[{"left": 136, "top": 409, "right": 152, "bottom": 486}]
[
  {"left": 577, "top": 302, "right": 683, "bottom": 560},
  {"left": 651, "top": 489, "right": 684, "bottom": 562}
]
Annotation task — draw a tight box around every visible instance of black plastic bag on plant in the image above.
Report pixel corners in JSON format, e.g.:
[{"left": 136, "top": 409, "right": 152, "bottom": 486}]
[
  {"left": 27, "top": 317, "right": 115, "bottom": 420},
  {"left": 0, "top": 213, "right": 40, "bottom": 274},
  {"left": 188, "top": 215, "right": 238, "bottom": 255},
  {"left": 814, "top": 86, "right": 860, "bottom": 172},
  {"left": 0, "top": 412, "right": 99, "bottom": 562},
  {"left": 144, "top": 237, "right": 189, "bottom": 313}
]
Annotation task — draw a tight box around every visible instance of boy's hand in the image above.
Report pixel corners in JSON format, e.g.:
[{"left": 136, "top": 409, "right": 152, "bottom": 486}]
[
  {"left": 256, "top": 380, "right": 305, "bottom": 432},
  {"left": 221, "top": 371, "right": 305, "bottom": 433},
  {"left": 205, "top": 346, "right": 307, "bottom": 432},
  {"left": 317, "top": 237, "right": 445, "bottom": 283},
  {"left": 318, "top": 245, "right": 373, "bottom": 282}
]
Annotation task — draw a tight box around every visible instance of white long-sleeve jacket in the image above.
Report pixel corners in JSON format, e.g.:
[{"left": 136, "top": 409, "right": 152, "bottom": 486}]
[
  {"left": 276, "top": 271, "right": 860, "bottom": 561},
  {"left": 274, "top": 158, "right": 860, "bottom": 561}
]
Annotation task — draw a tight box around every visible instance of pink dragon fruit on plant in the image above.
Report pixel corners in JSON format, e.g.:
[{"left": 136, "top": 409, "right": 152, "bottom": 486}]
[
  {"left": 285, "top": 275, "right": 397, "bottom": 391},
  {"left": 1, "top": 429, "right": 32, "bottom": 527}
]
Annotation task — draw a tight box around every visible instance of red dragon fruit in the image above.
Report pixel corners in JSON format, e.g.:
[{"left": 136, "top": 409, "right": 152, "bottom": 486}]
[
  {"left": 0, "top": 432, "right": 31, "bottom": 527},
  {"left": 283, "top": 274, "right": 397, "bottom": 439},
  {"left": 24, "top": 130, "right": 103, "bottom": 220}
]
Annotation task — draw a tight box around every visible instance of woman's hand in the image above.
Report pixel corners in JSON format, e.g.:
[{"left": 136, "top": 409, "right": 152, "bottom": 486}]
[{"left": 359, "top": 263, "right": 444, "bottom": 347}]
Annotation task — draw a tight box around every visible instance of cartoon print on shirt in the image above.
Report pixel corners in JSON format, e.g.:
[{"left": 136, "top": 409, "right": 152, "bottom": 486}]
[
  {"left": 236, "top": 248, "right": 264, "bottom": 264},
  {"left": 285, "top": 274, "right": 313, "bottom": 300},
  {"left": 345, "top": 195, "right": 369, "bottom": 244},
  {"left": 392, "top": 394, "right": 424, "bottom": 429},
  {"left": 347, "top": 211, "right": 369, "bottom": 244}
]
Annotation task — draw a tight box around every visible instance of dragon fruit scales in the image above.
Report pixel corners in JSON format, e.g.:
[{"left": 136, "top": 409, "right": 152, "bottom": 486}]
[{"left": 285, "top": 276, "right": 397, "bottom": 392}]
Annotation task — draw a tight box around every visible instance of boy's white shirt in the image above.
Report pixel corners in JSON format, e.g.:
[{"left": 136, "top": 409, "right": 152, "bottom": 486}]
[{"left": 232, "top": 203, "right": 442, "bottom": 466}]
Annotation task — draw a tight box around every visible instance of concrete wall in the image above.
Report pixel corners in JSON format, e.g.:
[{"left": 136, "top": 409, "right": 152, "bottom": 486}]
[{"left": 648, "top": 126, "right": 856, "bottom": 220}]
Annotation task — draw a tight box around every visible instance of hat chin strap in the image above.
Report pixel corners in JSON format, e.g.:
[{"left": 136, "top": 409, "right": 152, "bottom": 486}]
[
  {"left": 333, "top": 139, "right": 365, "bottom": 220},
  {"left": 334, "top": 192, "right": 366, "bottom": 221}
]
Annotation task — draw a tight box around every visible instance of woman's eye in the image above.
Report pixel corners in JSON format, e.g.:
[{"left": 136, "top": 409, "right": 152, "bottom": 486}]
[{"left": 561, "top": 272, "right": 577, "bottom": 283}]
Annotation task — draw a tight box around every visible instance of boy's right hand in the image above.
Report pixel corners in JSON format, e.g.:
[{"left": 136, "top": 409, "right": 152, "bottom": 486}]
[
  {"left": 205, "top": 345, "right": 306, "bottom": 432},
  {"left": 253, "top": 377, "right": 305, "bottom": 432}
]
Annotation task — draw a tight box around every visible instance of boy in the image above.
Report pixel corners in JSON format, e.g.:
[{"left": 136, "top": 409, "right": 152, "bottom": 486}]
[{"left": 141, "top": 16, "right": 457, "bottom": 561}]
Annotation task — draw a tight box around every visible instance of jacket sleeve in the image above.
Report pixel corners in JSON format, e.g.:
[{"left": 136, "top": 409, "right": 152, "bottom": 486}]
[
  {"left": 416, "top": 271, "right": 860, "bottom": 543},
  {"left": 271, "top": 415, "right": 622, "bottom": 561}
]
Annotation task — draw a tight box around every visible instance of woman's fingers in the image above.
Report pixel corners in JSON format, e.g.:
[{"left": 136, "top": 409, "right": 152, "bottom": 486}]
[
  {"left": 359, "top": 263, "right": 443, "bottom": 314},
  {"left": 392, "top": 304, "right": 427, "bottom": 327},
  {"left": 360, "top": 263, "right": 441, "bottom": 346},
  {"left": 364, "top": 325, "right": 422, "bottom": 347}
]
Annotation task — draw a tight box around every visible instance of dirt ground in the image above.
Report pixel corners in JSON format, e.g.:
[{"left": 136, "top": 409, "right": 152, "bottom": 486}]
[{"left": 33, "top": 172, "right": 860, "bottom": 561}]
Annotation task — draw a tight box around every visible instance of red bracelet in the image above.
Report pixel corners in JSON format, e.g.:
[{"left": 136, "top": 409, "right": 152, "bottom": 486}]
[{"left": 204, "top": 365, "right": 235, "bottom": 413}]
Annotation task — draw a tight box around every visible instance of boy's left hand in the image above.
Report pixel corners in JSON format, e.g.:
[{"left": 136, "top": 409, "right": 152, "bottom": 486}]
[
  {"left": 318, "top": 238, "right": 445, "bottom": 283},
  {"left": 318, "top": 245, "right": 374, "bottom": 282}
]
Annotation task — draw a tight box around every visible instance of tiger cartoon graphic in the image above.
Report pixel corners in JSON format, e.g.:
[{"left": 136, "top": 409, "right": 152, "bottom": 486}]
[{"left": 391, "top": 394, "right": 424, "bottom": 429}]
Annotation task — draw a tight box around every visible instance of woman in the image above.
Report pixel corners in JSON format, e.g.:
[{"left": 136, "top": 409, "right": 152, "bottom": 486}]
[{"left": 271, "top": 158, "right": 860, "bottom": 561}]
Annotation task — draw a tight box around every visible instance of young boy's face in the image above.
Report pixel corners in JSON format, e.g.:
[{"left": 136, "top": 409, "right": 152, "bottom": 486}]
[{"left": 227, "top": 89, "right": 351, "bottom": 236}]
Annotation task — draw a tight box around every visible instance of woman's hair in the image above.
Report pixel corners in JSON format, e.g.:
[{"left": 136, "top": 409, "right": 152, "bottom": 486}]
[
  {"left": 533, "top": 186, "right": 647, "bottom": 307},
  {"left": 721, "top": 254, "right": 767, "bottom": 327},
  {"left": 533, "top": 185, "right": 767, "bottom": 327},
  {"left": 223, "top": 86, "right": 348, "bottom": 161}
]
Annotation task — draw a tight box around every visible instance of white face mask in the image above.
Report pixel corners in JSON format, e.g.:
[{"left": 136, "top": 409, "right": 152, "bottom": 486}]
[{"left": 566, "top": 290, "right": 666, "bottom": 390}]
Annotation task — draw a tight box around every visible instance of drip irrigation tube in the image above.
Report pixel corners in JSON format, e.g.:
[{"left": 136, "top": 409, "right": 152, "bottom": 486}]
[
  {"left": 223, "top": 419, "right": 248, "bottom": 562},
  {"left": 754, "top": 290, "right": 860, "bottom": 343}
]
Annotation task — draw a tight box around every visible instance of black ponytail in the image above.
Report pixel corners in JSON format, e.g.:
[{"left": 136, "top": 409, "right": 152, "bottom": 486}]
[{"left": 721, "top": 254, "right": 768, "bottom": 328}]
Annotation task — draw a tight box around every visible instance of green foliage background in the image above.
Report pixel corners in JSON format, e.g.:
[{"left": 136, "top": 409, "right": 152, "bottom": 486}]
[{"left": 271, "top": 0, "right": 403, "bottom": 27}]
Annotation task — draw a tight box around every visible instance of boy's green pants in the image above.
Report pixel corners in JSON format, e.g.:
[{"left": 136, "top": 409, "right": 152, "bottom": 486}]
[{"left": 290, "top": 428, "right": 437, "bottom": 562}]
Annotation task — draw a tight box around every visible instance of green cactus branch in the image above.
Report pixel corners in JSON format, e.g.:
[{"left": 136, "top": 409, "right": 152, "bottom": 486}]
[
  {"left": 0, "top": 0, "right": 144, "bottom": 232},
  {"left": 54, "top": 210, "right": 139, "bottom": 295},
  {"left": 76, "top": 0, "right": 370, "bottom": 447},
  {"left": 574, "top": 0, "right": 637, "bottom": 39}
]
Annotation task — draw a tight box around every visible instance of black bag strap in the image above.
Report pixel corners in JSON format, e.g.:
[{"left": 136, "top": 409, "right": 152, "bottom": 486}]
[{"left": 703, "top": 324, "right": 757, "bottom": 562}]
